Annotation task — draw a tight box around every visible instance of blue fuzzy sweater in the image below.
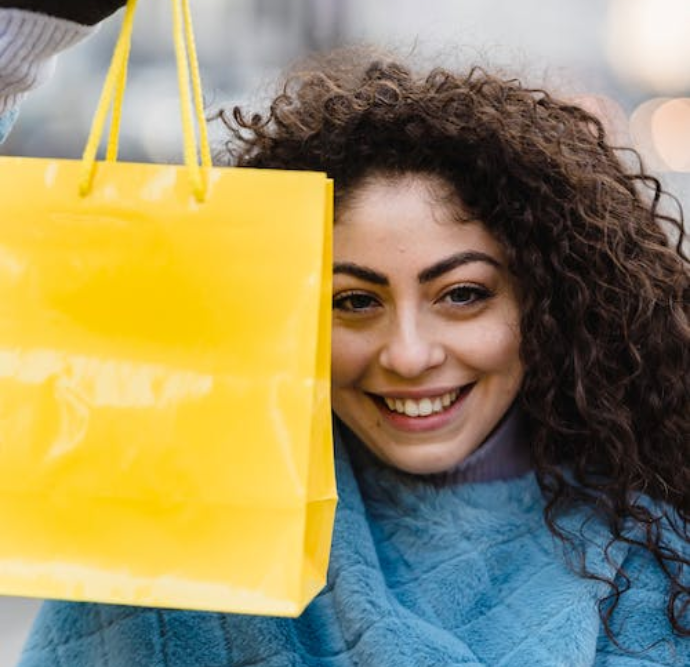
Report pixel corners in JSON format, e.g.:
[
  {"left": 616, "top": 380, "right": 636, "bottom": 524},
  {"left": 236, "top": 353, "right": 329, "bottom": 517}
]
[{"left": 19, "top": 425, "right": 689, "bottom": 667}]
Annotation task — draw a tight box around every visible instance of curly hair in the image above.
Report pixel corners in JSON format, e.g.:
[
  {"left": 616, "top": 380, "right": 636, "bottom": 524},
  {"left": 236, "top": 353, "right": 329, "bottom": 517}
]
[{"left": 215, "top": 49, "right": 690, "bottom": 639}]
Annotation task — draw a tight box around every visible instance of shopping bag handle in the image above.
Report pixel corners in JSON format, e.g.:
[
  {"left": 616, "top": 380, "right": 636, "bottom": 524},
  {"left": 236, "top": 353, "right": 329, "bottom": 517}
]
[{"left": 79, "top": 0, "right": 212, "bottom": 202}]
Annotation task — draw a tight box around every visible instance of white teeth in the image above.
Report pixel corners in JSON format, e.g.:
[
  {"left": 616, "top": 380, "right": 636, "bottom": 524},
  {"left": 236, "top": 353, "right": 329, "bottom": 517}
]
[{"left": 381, "top": 389, "right": 463, "bottom": 417}]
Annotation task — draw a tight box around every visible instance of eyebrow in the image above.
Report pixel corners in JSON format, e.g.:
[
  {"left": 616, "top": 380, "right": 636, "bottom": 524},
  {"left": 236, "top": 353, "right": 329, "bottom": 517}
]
[
  {"left": 333, "top": 262, "right": 389, "bottom": 285},
  {"left": 333, "top": 251, "right": 501, "bottom": 287},
  {"left": 417, "top": 251, "right": 501, "bottom": 283}
]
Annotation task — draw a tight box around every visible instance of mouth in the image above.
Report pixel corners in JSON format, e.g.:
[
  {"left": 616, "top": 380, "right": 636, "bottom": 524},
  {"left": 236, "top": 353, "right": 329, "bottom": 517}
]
[{"left": 371, "top": 384, "right": 475, "bottom": 418}]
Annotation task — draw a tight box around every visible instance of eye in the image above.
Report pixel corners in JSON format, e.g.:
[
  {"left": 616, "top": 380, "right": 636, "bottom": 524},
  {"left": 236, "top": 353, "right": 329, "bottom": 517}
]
[
  {"left": 332, "top": 291, "right": 381, "bottom": 313},
  {"left": 439, "top": 284, "right": 493, "bottom": 306}
]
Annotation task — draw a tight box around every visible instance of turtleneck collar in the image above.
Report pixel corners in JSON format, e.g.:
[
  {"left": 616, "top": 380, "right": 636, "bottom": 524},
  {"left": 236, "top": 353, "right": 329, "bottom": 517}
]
[
  {"left": 338, "top": 402, "right": 533, "bottom": 485},
  {"left": 430, "top": 402, "right": 532, "bottom": 484}
]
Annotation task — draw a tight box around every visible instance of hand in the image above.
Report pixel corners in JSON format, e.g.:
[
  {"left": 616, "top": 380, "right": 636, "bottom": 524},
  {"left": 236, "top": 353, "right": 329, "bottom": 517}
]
[{"left": 0, "top": 0, "right": 127, "bottom": 25}]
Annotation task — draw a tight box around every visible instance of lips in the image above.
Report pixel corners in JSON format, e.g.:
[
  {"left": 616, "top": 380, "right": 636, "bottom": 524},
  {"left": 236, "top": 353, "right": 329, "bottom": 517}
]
[{"left": 373, "top": 384, "right": 474, "bottom": 419}]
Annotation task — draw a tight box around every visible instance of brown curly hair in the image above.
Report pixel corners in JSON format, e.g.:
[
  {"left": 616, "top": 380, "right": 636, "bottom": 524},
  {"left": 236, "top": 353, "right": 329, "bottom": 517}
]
[{"left": 215, "top": 49, "right": 690, "bottom": 639}]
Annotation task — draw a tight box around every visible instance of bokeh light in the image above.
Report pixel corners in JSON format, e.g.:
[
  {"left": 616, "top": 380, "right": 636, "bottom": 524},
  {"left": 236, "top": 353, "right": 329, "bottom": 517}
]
[
  {"left": 630, "top": 98, "right": 690, "bottom": 172},
  {"left": 651, "top": 98, "right": 690, "bottom": 172},
  {"left": 606, "top": 0, "right": 690, "bottom": 94},
  {"left": 629, "top": 98, "right": 669, "bottom": 171}
]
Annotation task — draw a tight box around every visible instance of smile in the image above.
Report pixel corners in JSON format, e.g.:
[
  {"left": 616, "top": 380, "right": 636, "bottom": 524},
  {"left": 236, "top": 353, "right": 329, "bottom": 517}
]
[{"left": 377, "top": 385, "right": 473, "bottom": 418}]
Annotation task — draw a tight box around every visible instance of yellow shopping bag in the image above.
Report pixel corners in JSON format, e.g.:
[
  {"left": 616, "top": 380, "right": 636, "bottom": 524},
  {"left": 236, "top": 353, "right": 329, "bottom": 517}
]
[{"left": 0, "top": 0, "right": 336, "bottom": 617}]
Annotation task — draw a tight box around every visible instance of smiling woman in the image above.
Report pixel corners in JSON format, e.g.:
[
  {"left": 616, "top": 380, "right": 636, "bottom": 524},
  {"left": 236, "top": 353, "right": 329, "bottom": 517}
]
[{"left": 215, "top": 48, "right": 689, "bottom": 664}]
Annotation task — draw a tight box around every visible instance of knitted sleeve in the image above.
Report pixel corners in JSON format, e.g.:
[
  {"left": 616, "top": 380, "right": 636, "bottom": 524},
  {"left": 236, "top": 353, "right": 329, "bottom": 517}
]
[{"left": 0, "top": 8, "right": 96, "bottom": 140}]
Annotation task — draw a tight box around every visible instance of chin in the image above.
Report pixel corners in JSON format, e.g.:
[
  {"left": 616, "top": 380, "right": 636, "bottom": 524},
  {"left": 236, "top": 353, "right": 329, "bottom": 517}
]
[{"left": 378, "top": 442, "right": 475, "bottom": 475}]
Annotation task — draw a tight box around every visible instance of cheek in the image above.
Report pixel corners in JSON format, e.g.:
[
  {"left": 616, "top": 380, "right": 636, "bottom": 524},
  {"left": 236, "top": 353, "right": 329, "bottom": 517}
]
[
  {"left": 457, "top": 319, "right": 522, "bottom": 375},
  {"left": 488, "top": 328, "right": 523, "bottom": 387},
  {"left": 330, "top": 328, "right": 373, "bottom": 388}
]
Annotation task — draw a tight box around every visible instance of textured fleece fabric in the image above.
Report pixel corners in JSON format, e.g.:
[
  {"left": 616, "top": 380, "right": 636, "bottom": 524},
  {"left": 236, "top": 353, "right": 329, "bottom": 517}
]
[{"left": 19, "top": 427, "right": 689, "bottom": 667}]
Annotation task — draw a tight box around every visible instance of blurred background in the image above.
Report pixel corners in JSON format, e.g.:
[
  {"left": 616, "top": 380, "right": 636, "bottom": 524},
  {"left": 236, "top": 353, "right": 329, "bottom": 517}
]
[
  {"left": 2, "top": 0, "right": 690, "bottom": 207},
  {"left": 1, "top": 0, "right": 689, "bottom": 663}
]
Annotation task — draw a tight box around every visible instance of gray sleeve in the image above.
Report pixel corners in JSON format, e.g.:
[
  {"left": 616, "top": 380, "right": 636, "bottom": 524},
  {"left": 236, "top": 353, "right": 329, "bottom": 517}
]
[{"left": 0, "top": 8, "right": 95, "bottom": 138}]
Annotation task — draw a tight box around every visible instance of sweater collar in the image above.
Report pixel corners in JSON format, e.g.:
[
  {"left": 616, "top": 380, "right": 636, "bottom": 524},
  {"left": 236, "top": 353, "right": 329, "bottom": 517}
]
[
  {"left": 338, "top": 402, "right": 532, "bottom": 485},
  {"left": 434, "top": 402, "right": 532, "bottom": 484}
]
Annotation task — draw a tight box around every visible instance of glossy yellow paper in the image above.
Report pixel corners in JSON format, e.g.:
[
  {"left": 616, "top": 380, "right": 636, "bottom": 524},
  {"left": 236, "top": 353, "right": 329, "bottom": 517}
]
[
  {"left": 0, "top": 0, "right": 336, "bottom": 618},
  {"left": 0, "top": 158, "right": 336, "bottom": 616}
]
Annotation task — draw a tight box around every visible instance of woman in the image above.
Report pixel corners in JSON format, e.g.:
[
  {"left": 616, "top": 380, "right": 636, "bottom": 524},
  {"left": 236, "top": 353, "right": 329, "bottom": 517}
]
[{"left": 2, "top": 4, "right": 689, "bottom": 666}]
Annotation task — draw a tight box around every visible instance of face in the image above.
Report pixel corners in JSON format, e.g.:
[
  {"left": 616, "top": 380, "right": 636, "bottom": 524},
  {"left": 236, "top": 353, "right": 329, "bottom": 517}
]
[{"left": 331, "top": 174, "right": 524, "bottom": 474}]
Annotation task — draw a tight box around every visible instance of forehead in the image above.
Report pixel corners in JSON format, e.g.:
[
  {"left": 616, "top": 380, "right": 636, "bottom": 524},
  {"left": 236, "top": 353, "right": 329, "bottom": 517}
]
[{"left": 334, "top": 174, "right": 506, "bottom": 265}]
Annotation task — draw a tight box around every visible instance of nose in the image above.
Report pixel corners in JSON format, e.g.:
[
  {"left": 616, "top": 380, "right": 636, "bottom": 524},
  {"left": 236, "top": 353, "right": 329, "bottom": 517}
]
[{"left": 378, "top": 313, "right": 446, "bottom": 379}]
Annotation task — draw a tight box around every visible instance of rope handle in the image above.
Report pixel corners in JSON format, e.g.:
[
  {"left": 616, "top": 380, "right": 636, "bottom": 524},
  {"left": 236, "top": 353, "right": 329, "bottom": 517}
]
[{"left": 79, "top": 0, "right": 212, "bottom": 202}]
